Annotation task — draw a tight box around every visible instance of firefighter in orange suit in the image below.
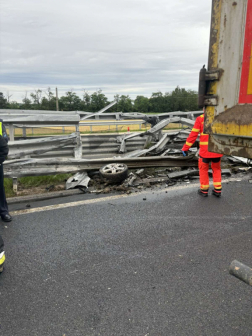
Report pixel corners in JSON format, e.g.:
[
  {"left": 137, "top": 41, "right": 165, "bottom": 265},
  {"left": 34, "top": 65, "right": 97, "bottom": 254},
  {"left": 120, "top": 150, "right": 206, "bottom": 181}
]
[{"left": 182, "top": 113, "right": 223, "bottom": 197}]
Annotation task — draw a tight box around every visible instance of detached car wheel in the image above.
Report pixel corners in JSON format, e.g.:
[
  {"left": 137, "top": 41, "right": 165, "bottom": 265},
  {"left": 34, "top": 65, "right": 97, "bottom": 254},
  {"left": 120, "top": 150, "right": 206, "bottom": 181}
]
[{"left": 99, "top": 163, "right": 128, "bottom": 183}]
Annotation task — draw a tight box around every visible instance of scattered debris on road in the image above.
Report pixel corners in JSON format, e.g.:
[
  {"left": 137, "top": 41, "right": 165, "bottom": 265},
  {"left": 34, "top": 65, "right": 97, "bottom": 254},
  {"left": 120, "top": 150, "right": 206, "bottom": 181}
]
[
  {"left": 84, "top": 165, "right": 235, "bottom": 195},
  {"left": 66, "top": 172, "right": 90, "bottom": 191}
]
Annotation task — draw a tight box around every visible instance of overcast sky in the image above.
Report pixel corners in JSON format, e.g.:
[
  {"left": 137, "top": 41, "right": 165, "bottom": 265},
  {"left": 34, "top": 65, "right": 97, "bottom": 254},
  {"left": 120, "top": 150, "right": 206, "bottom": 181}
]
[{"left": 0, "top": 0, "right": 211, "bottom": 102}]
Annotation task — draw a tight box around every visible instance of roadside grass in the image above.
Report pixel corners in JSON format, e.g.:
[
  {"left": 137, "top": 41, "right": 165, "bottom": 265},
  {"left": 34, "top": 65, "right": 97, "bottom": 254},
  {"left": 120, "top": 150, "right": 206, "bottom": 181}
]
[
  {"left": 4, "top": 179, "right": 15, "bottom": 198},
  {"left": 4, "top": 174, "right": 72, "bottom": 198}
]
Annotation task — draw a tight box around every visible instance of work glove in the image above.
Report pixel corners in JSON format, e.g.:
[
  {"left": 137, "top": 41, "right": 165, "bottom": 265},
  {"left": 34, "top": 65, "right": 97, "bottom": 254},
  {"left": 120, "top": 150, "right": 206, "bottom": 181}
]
[{"left": 182, "top": 150, "right": 188, "bottom": 157}]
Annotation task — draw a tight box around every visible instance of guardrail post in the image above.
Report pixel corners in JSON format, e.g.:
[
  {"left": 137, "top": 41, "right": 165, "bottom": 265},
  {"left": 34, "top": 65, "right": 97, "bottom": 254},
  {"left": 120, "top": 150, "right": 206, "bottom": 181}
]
[
  {"left": 9, "top": 124, "right": 15, "bottom": 141},
  {"left": 13, "top": 177, "right": 18, "bottom": 193},
  {"left": 144, "top": 135, "right": 152, "bottom": 149},
  {"left": 74, "top": 126, "right": 82, "bottom": 159},
  {"left": 22, "top": 127, "right": 26, "bottom": 138}
]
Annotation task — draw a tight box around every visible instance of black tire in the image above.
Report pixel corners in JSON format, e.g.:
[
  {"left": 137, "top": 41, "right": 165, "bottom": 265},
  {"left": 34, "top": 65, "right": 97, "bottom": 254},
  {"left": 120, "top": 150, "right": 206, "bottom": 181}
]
[{"left": 99, "top": 163, "right": 128, "bottom": 183}]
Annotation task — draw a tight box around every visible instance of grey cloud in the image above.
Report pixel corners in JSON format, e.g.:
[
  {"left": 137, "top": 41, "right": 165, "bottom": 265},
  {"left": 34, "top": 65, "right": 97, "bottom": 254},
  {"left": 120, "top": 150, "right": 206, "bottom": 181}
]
[{"left": 0, "top": 0, "right": 211, "bottom": 101}]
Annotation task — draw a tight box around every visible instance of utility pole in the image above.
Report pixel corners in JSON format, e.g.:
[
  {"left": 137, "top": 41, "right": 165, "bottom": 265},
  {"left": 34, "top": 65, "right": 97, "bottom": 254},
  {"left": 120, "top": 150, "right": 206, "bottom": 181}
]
[{"left": 56, "top": 87, "right": 59, "bottom": 111}]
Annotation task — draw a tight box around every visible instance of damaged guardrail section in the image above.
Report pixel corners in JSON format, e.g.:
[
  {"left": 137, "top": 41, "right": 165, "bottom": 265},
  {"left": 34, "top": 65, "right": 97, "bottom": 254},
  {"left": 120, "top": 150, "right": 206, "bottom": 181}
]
[
  {"left": 1, "top": 109, "right": 199, "bottom": 161},
  {"left": 3, "top": 107, "right": 248, "bottom": 194},
  {"left": 3, "top": 156, "right": 199, "bottom": 178},
  {"left": 8, "top": 133, "right": 78, "bottom": 159},
  {"left": 0, "top": 107, "right": 206, "bottom": 191}
]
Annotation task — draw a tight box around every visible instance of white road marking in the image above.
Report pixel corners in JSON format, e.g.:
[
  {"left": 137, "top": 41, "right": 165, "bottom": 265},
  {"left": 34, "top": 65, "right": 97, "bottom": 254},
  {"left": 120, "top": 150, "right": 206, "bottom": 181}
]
[
  {"left": 10, "top": 194, "right": 130, "bottom": 216},
  {"left": 10, "top": 177, "right": 243, "bottom": 216}
]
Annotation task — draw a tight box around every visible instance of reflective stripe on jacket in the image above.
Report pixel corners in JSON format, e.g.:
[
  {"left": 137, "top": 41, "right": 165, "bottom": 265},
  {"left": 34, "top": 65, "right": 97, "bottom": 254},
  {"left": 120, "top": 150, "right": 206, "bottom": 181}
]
[{"left": 182, "top": 114, "right": 223, "bottom": 159}]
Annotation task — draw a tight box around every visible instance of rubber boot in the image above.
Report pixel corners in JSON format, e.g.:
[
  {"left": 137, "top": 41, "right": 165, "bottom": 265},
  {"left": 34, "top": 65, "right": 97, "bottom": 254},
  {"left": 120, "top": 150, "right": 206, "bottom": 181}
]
[
  {"left": 212, "top": 189, "right": 221, "bottom": 198},
  {"left": 198, "top": 189, "right": 208, "bottom": 197}
]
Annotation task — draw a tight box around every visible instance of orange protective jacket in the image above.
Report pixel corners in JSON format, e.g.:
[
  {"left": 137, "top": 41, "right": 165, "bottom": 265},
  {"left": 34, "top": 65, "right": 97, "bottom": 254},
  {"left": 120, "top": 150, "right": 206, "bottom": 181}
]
[{"left": 182, "top": 114, "right": 223, "bottom": 159}]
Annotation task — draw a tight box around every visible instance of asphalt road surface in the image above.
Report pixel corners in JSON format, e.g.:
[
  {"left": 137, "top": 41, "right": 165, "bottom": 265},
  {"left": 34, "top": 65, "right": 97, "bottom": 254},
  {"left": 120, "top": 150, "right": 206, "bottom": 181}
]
[{"left": 1, "top": 179, "right": 252, "bottom": 336}]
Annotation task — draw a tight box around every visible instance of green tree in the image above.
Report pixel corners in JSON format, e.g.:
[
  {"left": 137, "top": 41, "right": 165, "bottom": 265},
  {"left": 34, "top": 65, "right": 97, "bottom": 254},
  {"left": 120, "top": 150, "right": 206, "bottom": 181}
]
[
  {"left": 21, "top": 92, "right": 32, "bottom": 109},
  {"left": 59, "top": 90, "right": 82, "bottom": 111},
  {"left": 8, "top": 101, "right": 20, "bottom": 109},
  {"left": 107, "top": 94, "right": 119, "bottom": 112},
  {"left": 90, "top": 89, "right": 108, "bottom": 112},
  {"left": 13, "top": 87, "right": 200, "bottom": 113},
  {"left": 81, "top": 90, "right": 91, "bottom": 111},
  {"left": 184, "top": 89, "right": 198, "bottom": 111},
  {"left": 40, "top": 87, "right": 56, "bottom": 110},
  {"left": 167, "top": 86, "right": 198, "bottom": 112},
  {"left": 0, "top": 92, "right": 7, "bottom": 108},
  {"left": 30, "top": 89, "right": 43, "bottom": 109},
  {"left": 134, "top": 95, "right": 149, "bottom": 112},
  {"left": 5, "top": 91, "right": 13, "bottom": 105},
  {"left": 149, "top": 92, "right": 164, "bottom": 113},
  {"left": 116, "top": 95, "right": 133, "bottom": 112}
]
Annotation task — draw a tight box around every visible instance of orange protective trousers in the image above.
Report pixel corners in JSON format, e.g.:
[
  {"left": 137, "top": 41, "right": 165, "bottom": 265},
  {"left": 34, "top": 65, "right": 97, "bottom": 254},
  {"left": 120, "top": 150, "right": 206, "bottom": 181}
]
[{"left": 198, "top": 158, "right": 222, "bottom": 192}]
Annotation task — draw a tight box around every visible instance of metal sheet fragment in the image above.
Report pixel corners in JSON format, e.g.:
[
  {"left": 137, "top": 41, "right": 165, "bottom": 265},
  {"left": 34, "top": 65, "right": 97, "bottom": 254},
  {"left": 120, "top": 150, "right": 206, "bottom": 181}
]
[{"left": 66, "top": 172, "right": 90, "bottom": 190}]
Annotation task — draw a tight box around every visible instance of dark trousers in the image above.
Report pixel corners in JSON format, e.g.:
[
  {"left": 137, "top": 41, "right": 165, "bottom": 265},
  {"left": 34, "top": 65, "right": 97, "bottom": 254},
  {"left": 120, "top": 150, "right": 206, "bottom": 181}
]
[
  {"left": 0, "top": 164, "right": 8, "bottom": 216},
  {"left": 0, "top": 235, "right": 3, "bottom": 252}
]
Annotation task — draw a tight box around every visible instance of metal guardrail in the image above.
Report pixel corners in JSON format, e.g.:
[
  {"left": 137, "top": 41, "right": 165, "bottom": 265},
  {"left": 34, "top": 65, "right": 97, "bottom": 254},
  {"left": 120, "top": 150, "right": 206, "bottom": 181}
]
[
  {"left": 19, "top": 120, "right": 145, "bottom": 133},
  {"left": 0, "top": 109, "right": 200, "bottom": 139},
  {"left": 1, "top": 115, "right": 190, "bottom": 161},
  {"left": 0, "top": 114, "right": 82, "bottom": 159},
  {"left": 4, "top": 156, "right": 198, "bottom": 178},
  {"left": 0, "top": 109, "right": 202, "bottom": 120},
  {"left": 0, "top": 110, "right": 79, "bottom": 115},
  {"left": 11, "top": 134, "right": 147, "bottom": 160},
  {"left": 9, "top": 132, "right": 187, "bottom": 160},
  {"left": 80, "top": 120, "right": 144, "bottom": 126},
  {"left": 0, "top": 110, "right": 195, "bottom": 190},
  {"left": 0, "top": 115, "right": 80, "bottom": 124},
  {"left": 8, "top": 133, "right": 78, "bottom": 159},
  {"left": 0, "top": 114, "right": 80, "bottom": 142}
]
